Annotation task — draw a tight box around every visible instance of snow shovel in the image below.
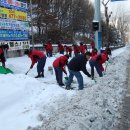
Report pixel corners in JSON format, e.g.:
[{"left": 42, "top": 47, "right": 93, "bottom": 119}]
[
  {"left": 91, "top": 77, "right": 97, "bottom": 83},
  {"left": 104, "top": 61, "right": 109, "bottom": 72},
  {"left": 64, "top": 76, "right": 69, "bottom": 85},
  {"left": 64, "top": 76, "right": 69, "bottom": 80},
  {"left": 25, "top": 68, "right": 31, "bottom": 75},
  {"left": 0, "top": 66, "right": 13, "bottom": 74}
]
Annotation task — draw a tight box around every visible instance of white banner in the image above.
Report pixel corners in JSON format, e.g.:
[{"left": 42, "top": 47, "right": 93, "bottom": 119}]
[
  {"left": 0, "top": 18, "right": 29, "bottom": 31},
  {"left": 0, "top": 40, "right": 30, "bottom": 51}
]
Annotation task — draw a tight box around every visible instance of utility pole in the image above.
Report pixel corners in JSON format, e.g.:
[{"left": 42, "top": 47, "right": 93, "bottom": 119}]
[
  {"left": 30, "top": 0, "right": 34, "bottom": 49},
  {"left": 94, "top": 0, "right": 101, "bottom": 52}
]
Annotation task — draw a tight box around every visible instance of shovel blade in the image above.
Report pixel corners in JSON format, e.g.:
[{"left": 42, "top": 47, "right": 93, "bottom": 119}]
[{"left": 64, "top": 76, "right": 69, "bottom": 80}]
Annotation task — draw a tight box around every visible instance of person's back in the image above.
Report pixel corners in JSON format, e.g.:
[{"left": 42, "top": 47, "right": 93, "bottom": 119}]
[
  {"left": 90, "top": 53, "right": 107, "bottom": 64},
  {"left": 80, "top": 44, "right": 85, "bottom": 54},
  {"left": 68, "top": 54, "right": 87, "bottom": 72},
  {"left": 53, "top": 55, "right": 68, "bottom": 68},
  {"left": 47, "top": 41, "right": 53, "bottom": 51},
  {"left": 30, "top": 50, "right": 45, "bottom": 59}
]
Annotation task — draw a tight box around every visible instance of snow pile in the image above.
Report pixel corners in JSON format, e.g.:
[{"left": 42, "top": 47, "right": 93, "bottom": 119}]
[
  {"left": 26, "top": 47, "right": 130, "bottom": 130},
  {"left": 0, "top": 46, "right": 129, "bottom": 130}
]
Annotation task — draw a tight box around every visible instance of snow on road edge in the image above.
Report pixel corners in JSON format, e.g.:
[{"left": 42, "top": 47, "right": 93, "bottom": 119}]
[{"left": 27, "top": 46, "right": 130, "bottom": 130}]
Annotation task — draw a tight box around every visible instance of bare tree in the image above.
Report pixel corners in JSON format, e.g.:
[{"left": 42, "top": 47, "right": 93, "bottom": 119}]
[
  {"left": 111, "top": 7, "right": 130, "bottom": 44},
  {"left": 27, "top": 0, "right": 94, "bottom": 43},
  {"left": 102, "top": 0, "right": 112, "bottom": 47}
]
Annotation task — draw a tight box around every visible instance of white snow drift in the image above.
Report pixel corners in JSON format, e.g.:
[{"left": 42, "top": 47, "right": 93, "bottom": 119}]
[{"left": 0, "top": 46, "right": 129, "bottom": 130}]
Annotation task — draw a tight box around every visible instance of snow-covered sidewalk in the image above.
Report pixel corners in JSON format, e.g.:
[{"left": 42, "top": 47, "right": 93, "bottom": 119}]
[{"left": 0, "top": 46, "right": 129, "bottom": 130}]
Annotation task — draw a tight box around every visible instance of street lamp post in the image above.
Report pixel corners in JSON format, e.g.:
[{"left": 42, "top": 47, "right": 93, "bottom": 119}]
[
  {"left": 30, "top": 0, "right": 34, "bottom": 49},
  {"left": 94, "top": 0, "right": 101, "bottom": 52}
]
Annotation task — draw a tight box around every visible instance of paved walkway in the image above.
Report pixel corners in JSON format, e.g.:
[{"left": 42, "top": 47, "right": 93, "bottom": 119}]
[{"left": 118, "top": 56, "right": 130, "bottom": 130}]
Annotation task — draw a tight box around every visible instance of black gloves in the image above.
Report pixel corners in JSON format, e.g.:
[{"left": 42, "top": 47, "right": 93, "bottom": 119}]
[
  {"left": 87, "top": 73, "right": 91, "bottom": 77},
  {"left": 106, "top": 57, "right": 109, "bottom": 61},
  {"left": 30, "top": 64, "right": 33, "bottom": 69}
]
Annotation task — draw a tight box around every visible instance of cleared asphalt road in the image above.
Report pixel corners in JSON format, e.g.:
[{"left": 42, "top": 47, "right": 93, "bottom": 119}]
[{"left": 118, "top": 46, "right": 130, "bottom": 130}]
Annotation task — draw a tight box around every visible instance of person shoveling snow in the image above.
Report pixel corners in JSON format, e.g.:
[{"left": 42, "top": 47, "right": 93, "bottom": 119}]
[
  {"left": 24, "top": 49, "right": 46, "bottom": 78},
  {"left": 53, "top": 54, "right": 69, "bottom": 87}
]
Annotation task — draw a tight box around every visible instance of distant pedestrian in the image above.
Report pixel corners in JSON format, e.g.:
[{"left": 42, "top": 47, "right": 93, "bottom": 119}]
[
  {"left": 65, "top": 45, "right": 72, "bottom": 57},
  {"left": 53, "top": 55, "right": 69, "bottom": 86},
  {"left": 46, "top": 40, "right": 53, "bottom": 57},
  {"left": 58, "top": 42, "right": 64, "bottom": 54},
  {"left": 73, "top": 44, "right": 80, "bottom": 56},
  {"left": 91, "top": 40, "right": 95, "bottom": 49},
  {"left": 24, "top": 49, "right": 46, "bottom": 78},
  {"left": 66, "top": 52, "right": 91, "bottom": 90},
  {"left": 84, "top": 44, "right": 88, "bottom": 52},
  {"left": 79, "top": 42, "right": 85, "bottom": 54},
  {"left": 0, "top": 44, "right": 9, "bottom": 67}
]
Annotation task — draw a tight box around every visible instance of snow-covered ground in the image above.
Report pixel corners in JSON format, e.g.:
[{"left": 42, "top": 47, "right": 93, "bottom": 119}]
[{"left": 0, "top": 46, "right": 129, "bottom": 130}]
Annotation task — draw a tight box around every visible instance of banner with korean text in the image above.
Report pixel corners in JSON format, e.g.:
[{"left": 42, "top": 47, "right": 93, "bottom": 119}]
[
  {"left": 0, "top": 18, "right": 29, "bottom": 31},
  {"left": 0, "top": 7, "right": 27, "bottom": 21},
  {"left": 0, "top": 30, "right": 29, "bottom": 40},
  {"left": 0, "top": 0, "right": 27, "bottom": 12}
]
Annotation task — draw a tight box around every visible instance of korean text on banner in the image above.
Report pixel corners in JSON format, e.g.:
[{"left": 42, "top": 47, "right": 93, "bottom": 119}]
[
  {"left": 0, "top": 30, "right": 29, "bottom": 40},
  {"left": 0, "top": 19, "right": 29, "bottom": 31},
  {"left": 0, "top": 0, "right": 27, "bottom": 12},
  {"left": 0, "top": 7, "right": 27, "bottom": 21}
]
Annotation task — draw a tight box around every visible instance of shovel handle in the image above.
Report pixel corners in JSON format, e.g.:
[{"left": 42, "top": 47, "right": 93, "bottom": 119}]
[{"left": 25, "top": 69, "right": 30, "bottom": 75}]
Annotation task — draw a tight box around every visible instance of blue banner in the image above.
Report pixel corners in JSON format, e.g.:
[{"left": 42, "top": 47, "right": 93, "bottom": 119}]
[
  {"left": 0, "top": 30, "right": 29, "bottom": 40},
  {"left": 0, "top": 0, "right": 27, "bottom": 12}
]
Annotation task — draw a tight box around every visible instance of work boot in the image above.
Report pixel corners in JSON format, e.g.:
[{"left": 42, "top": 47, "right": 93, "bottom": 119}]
[
  {"left": 92, "top": 77, "right": 94, "bottom": 80},
  {"left": 41, "top": 72, "right": 44, "bottom": 77},
  {"left": 41, "top": 74, "right": 44, "bottom": 77},
  {"left": 65, "top": 86, "right": 73, "bottom": 90},
  {"left": 35, "top": 75, "right": 41, "bottom": 78},
  {"left": 59, "top": 83, "right": 65, "bottom": 86},
  {"left": 78, "top": 88, "right": 83, "bottom": 90}
]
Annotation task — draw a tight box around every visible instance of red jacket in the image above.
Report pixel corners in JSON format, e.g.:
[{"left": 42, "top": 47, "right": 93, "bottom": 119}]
[
  {"left": 29, "top": 50, "right": 45, "bottom": 66},
  {"left": 0, "top": 48, "right": 3, "bottom": 55},
  {"left": 103, "top": 49, "right": 109, "bottom": 59},
  {"left": 73, "top": 45, "right": 80, "bottom": 53},
  {"left": 91, "top": 54, "right": 107, "bottom": 64},
  {"left": 84, "top": 45, "right": 87, "bottom": 51},
  {"left": 91, "top": 40, "right": 95, "bottom": 48},
  {"left": 58, "top": 43, "right": 64, "bottom": 52},
  {"left": 90, "top": 54, "right": 107, "bottom": 71},
  {"left": 80, "top": 45, "right": 85, "bottom": 54},
  {"left": 66, "top": 46, "right": 72, "bottom": 53},
  {"left": 53, "top": 55, "right": 68, "bottom": 74},
  {"left": 91, "top": 50, "right": 97, "bottom": 57},
  {"left": 46, "top": 42, "right": 53, "bottom": 52}
]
